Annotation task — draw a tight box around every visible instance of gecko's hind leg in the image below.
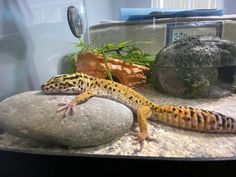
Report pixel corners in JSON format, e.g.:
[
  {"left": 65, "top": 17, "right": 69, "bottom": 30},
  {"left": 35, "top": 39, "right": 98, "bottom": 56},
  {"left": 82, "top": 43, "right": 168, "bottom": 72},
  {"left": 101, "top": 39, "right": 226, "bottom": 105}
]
[{"left": 130, "top": 106, "right": 157, "bottom": 152}]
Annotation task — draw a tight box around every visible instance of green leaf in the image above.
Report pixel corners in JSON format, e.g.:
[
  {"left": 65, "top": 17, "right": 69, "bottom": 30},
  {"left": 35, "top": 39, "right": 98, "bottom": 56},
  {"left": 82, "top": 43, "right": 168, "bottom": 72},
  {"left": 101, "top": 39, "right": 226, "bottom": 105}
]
[{"left": 117, "top": 40, "right": 131, "bottom": 48}]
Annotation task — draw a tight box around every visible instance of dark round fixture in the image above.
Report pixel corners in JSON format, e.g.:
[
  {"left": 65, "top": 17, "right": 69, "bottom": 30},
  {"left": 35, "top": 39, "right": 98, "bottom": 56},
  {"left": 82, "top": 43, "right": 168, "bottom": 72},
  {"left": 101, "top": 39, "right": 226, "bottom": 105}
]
[{"left": 67, "top": 6, "right": 84, "bottom": 38}]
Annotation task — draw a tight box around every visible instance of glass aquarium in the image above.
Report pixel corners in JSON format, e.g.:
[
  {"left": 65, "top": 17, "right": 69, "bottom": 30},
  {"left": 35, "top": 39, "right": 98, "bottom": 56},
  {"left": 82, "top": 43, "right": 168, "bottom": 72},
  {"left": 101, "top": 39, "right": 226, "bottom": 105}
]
[{"left": 1, "top": 0, "right": 236, "bottom": 166}]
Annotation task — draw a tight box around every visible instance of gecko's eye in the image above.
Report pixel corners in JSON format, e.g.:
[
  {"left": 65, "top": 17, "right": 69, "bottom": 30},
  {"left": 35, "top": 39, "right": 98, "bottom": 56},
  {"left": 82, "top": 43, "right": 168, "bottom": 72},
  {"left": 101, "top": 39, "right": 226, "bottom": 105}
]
[
  {"left": 53, "top": 75, "right": 66, "bottom": 83},
  {"left": 54, "top": 78, "right": 61, "bottom": 83}
]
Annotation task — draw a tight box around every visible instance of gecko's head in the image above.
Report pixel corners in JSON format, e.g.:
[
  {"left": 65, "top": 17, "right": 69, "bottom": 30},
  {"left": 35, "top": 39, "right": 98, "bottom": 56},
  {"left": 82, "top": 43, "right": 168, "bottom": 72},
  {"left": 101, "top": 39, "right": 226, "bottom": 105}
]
[{"left": 41, "top": 73, "right": 83, "bottom": 94}]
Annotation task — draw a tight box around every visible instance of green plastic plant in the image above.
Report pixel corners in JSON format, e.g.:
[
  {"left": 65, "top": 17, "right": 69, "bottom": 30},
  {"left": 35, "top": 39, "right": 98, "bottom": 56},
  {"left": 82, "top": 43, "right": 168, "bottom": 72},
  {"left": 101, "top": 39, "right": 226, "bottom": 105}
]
[
  {"left": 64, "top": 53, "right": 77, "bottom": 74},
  {"left": 66, "top": 39, "right": 155, "bottom": 81},
  {"left": 182, "top": 78, "right": 210, "bottom": 98},
  {"left": 94, "top": 40, "right": 154, "bottom": 68}
]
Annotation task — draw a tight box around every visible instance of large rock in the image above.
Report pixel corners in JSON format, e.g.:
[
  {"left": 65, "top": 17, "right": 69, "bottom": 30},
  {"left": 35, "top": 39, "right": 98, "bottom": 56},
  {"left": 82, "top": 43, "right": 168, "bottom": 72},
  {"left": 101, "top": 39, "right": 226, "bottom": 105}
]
[
  {"left": 0, "top": 91, "right": 133, "bottom": 147},
  {"left": 152, "top": 36, "right": 236, "bottom": 98}
]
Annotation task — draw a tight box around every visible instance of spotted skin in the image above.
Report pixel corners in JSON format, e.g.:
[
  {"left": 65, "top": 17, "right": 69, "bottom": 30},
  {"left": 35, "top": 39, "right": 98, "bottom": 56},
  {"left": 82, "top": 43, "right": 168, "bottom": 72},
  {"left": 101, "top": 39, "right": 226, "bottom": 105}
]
[{"left": 41, "top": 72, "right": 236, "bottom": 149}]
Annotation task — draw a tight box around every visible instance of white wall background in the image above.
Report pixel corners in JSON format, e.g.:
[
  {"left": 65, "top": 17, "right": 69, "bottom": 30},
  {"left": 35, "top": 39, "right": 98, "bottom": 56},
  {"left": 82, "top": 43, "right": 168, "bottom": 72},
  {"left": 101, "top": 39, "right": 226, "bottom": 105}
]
[
  {"left": 85, "top": 0, "right": 151, "bottom": 26},
  {"left": 224, "top": 0, "right": 236, "bottom": 14},
  {"left": 0, "top": 0, "right": 84, "bottom": 100}
]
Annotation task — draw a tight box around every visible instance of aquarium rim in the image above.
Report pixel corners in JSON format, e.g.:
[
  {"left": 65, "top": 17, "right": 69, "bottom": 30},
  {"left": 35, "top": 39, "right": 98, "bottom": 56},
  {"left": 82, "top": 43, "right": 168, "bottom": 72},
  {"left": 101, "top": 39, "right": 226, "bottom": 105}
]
[
  {"left": 1, "top": 147, "right": 236, "bottom": 162},
  {"left": 90, "top": 14, "right": 236, "bottom": 29}
]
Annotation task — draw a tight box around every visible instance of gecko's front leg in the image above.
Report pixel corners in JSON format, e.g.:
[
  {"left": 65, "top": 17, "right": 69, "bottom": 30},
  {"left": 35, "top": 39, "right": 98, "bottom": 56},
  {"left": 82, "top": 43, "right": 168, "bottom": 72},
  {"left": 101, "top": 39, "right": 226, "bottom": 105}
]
[{"left": 57, "top": 89, "right": 97, "bottom": 117}]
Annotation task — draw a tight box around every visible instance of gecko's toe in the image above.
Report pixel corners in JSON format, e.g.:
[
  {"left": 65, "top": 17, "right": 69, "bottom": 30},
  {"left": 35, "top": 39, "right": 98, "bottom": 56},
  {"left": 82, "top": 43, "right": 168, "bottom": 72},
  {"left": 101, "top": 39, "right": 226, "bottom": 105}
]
[
  {"left": 57, "top": 100, "right": 77, "bottom": 118},
  {"left": 130, "top": 133, "right": 145, "bottom": 152},
  {"left": 130, "top": 132, "right": 139, "bottom": 137},
  {"left": 57, "top": 99, "right": 70, "bottom": 106},
  {"left": 130, "top": 133, "right": 157, "bottom": 152},
  {"left": 146, "top": 136, "right": 158, "bottom": 143},
  {"left": 57, "top": 103, "right": 67, "bottom": 106},
  {"left": 56, "top": 104, "right": 67, "bottom": 112}
]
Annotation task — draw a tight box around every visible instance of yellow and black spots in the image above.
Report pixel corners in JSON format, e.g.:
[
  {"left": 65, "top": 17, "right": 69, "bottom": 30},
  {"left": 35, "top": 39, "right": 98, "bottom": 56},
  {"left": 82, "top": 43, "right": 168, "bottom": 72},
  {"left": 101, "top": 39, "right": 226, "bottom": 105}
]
[
  {"left": 169, "top": 107, "right": 179, "bottom": 127},
  {"left": 41, "top": 72, "right": 98, "bottom": 94},
  {"left": 74, "top": 89, "right": 97, "bottom": 104},
  {"left": 212, "top": 112, "right": 236, "bottom": 132},
  {"left": 151, "top": 104, "right": 236, "bottom": 133},
  {"left": 42, "top": 72, "right": 236, "bottom": 135}
]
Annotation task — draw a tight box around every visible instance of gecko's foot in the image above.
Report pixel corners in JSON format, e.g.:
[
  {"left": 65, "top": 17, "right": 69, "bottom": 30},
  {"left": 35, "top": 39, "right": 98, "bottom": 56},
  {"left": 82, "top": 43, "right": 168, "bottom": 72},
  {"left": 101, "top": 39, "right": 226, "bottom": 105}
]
[
  {"left": 131, "top": 133, "right": 157, "bottom": 152},
  {"left": 57, "top": 99, "right": 77, "bottom": 118}
]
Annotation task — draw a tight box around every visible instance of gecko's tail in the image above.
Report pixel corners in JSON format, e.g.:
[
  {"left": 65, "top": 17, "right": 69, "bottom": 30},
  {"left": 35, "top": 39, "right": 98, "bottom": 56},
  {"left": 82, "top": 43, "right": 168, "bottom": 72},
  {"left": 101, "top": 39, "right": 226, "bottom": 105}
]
[{"left": 153, "top": 105, "right": 236, "bottom": 133}]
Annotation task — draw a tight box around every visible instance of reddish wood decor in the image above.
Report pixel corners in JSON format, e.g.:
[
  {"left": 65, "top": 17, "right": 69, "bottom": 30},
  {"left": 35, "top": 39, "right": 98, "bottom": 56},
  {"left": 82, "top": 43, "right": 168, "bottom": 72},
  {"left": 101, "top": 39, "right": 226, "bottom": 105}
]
[{"left": 76, "top": 52, "right": 150, "bottom": 88}]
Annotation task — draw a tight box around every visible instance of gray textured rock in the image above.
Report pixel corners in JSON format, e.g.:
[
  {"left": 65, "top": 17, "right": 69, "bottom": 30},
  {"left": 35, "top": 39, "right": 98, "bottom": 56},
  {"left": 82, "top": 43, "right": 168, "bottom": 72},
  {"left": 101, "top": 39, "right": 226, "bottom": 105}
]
[
  {"left": 0, "top": 91, "right": 133, "bottom": 147},
  {"left": 152, "top": 36, "right": 236, "bottom": 98}
]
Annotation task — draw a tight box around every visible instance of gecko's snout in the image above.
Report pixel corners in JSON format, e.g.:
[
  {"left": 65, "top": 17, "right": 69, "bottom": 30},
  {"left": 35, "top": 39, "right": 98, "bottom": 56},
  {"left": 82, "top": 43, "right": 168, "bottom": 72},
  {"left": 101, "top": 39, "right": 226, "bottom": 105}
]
[
  {"left": 41, "top": 83, "right": 45, "bottom": 90},
  {"left": 41, "top": 82, "right": 51, "bottom": 92}
]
